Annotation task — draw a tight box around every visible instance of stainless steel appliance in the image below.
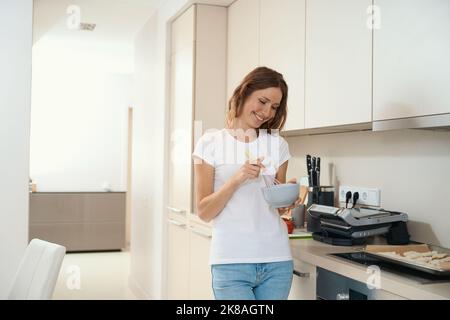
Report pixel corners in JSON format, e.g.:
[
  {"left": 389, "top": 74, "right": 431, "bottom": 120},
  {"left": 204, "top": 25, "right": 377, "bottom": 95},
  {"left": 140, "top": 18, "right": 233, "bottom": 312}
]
[{"left": 306, "top": 204, "right": 410, "bottom": 246}]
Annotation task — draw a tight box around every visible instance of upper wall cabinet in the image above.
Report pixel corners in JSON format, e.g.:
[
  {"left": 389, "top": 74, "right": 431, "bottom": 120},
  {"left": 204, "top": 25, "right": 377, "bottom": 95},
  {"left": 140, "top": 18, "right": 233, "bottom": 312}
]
[
  {"left": 228, "top": 0, "right": 306, "bottom": 131},
  {"left": 260, "top": 0, "right": 306, "bottom": 131},
  {"left": 305, "top": 0, "right": 372, "bottom": 129},
  {"left": 373, "top": 0, "right": 450, "bottom": 121},
  {"left": 227, "top": 0, "right": 260, "bottom": 99}
]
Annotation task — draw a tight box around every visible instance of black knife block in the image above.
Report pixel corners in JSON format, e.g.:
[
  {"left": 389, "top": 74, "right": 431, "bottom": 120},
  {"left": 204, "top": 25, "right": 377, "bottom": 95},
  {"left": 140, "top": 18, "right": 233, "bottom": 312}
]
[
  {"left": 306, "top": 186, "right": 335, "bottom": 207},
  {"left": 306, "top": 186, "right": 335, "bottom": 233}
]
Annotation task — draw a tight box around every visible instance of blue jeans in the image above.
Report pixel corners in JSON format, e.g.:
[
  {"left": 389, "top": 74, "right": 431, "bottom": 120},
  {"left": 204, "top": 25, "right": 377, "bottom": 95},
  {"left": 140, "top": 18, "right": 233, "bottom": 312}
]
[{"left": 211, "top": 261, "right": 293, "bottom": 300}]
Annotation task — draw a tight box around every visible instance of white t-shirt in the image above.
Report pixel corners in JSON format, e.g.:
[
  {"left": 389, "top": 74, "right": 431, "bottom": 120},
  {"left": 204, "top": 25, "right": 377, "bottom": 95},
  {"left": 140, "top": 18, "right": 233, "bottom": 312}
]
[{"left": 192, "top": 128, "right": 292, "bottom": 265}]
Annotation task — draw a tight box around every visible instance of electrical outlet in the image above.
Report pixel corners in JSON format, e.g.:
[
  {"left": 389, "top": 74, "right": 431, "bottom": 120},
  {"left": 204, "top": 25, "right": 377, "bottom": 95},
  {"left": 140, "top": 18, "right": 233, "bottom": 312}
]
[{"left": 339, "top": 186, "right": 381, "bottom": 207}]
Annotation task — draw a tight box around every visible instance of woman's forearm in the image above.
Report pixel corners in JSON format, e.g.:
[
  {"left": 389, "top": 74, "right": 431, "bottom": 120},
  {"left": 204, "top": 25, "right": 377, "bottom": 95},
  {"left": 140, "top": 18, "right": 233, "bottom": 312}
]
[{"left": 197, "top": 178, "right": 240, "bottom": 222}]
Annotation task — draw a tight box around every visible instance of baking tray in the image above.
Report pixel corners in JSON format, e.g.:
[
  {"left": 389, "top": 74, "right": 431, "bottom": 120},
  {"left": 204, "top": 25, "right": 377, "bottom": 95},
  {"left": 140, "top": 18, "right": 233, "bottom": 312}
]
[{"left": 363, "top": 244, "right": 450, "bottom": 276}]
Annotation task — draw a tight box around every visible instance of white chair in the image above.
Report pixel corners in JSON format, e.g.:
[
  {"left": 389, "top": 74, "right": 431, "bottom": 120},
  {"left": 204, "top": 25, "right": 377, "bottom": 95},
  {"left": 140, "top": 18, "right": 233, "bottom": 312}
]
[{"left": 7, "top": 239, "right": 66, "bottom": 300}]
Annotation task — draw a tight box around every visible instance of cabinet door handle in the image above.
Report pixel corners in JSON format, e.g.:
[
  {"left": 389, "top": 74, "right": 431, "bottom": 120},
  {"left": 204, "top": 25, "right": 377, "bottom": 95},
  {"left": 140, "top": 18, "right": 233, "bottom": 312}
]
[
  {"left": 190, "top": 226, "right": 212, "bottom": 239},
  {"left": 167, "top": 206, "right": 186, "bottom": 215},
  {"left": 168, "top": 219, "right": 186, "bottom": 228},
  {"left": 293, "top": 270, "right": 310, "bottom": 278}
]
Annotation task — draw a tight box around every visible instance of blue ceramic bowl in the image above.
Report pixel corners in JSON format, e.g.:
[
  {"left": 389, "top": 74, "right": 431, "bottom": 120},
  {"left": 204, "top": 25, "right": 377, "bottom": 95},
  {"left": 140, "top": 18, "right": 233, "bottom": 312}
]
[{"left": 261, "top": 183, "right": 300, "bottom": 208}]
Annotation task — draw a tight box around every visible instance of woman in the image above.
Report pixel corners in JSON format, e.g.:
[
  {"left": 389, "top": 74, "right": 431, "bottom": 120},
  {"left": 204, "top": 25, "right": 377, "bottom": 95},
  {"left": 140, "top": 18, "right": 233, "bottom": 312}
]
[{"left": 192, "top": 67, "right": 303, "bottom": 300}]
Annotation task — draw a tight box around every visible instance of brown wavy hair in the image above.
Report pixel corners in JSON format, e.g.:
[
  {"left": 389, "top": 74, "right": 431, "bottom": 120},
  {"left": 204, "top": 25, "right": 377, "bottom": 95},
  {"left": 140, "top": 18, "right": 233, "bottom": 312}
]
[{"left": 227, "top": 66, "right": 288, "bottom": 132}]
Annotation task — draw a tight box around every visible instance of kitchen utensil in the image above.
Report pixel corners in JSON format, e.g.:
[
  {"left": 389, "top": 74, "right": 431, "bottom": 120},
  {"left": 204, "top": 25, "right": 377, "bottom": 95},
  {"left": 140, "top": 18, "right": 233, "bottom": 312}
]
[
  {"left": 311, "top": 157, "right": 316, "bottom": 186},
  {"left": 262, "top": 175, "right": 272, "bottom": 187},
  {"left": 306, "top": 155, "right": 312, "bottom": 186},
  {"left": 245, "top": 149, "right": 272, "bottom": 186},
  {"left": 316, "top": 157, "right": 321, "bottom": 186},
  {"left": 261, "top": 183, "right": 300, "bottom": 209}
]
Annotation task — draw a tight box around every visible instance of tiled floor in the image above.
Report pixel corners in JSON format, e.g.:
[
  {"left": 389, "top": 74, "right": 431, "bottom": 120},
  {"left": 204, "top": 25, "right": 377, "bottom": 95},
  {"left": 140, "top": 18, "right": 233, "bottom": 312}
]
[{"left": 53, "top": 250, "right": 138, "bottom": 300}]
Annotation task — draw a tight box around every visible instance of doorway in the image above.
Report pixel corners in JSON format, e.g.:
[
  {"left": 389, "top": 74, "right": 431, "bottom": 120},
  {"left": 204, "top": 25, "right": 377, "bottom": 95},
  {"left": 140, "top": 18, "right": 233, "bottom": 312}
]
[{"left": 30, "top": 0, "right": 160, "bottom": 299}]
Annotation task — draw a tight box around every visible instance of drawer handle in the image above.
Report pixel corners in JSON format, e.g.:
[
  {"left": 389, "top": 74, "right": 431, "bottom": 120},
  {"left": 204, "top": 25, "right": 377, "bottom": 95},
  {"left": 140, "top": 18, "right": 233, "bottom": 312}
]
[
  {"left": 190, "top": 226, "right": 212, "bottom": 239},
  {"left": 293, "top": 270, "right": 310, "bottom": 278},
  {"left": 168, "top": 219, "right": 186, "bottom": 227},
  {"left": 167, "top": 206, "right": 186, "bottom": 214}
]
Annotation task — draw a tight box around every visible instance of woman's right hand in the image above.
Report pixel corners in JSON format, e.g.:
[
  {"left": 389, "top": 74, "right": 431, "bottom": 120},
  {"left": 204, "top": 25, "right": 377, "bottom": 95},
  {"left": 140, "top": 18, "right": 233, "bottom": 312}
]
[{"left": 232, "top": 158, "right": 265, "bottom": 186}]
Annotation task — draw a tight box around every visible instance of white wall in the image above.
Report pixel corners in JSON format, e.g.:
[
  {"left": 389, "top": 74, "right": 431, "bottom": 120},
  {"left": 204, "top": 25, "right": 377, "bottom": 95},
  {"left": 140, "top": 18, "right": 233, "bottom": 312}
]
[
  {"left": 30, "top": 37, "right": 133, "bottom": 191},
  {"left": 130, "top": 14, "right": 159, "bottom": 299},
  {"left": 0, "top": 0, "right": 33, "bottom": 298},
  {"left": 286, "top": 129, "right": 450, "bottom": 248},
  {"left": 130, "top": 0, "right": 190, "bottom": 299}
]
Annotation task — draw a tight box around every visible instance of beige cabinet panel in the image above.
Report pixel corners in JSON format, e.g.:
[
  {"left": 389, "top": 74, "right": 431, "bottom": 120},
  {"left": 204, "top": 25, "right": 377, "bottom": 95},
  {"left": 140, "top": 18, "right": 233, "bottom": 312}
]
[
  {"left": 29, "top": 192, "right": 126, "bottom": 251},
  {"left": 260, "top": 0, "right": 306, "bottom": 131},
  {"left": 195, "top": 5, "right": 228, "bottom": 134},
  {"left": 373, "top": 0, "right": 450, "bottom": 120},
  {"left": 305, "top": 0, "right": 372, "bottom": 128},
  {"left": 30, "top": 193, "right": 83, "bottom": 223},
  {"left": 29, "top": 222, "right": 125, "bottom": 252},
  {"left": 167, "top": 217, "right": 189, "bottom": 299},
  {"left": 288, "top": 258, "right": 316, "bottom": 300},
  {"left": 227, "top": 0, "right": 260, "bottom": 98},
  {"left": 188, "top": 223, "right": 213, "bottom": 299}
]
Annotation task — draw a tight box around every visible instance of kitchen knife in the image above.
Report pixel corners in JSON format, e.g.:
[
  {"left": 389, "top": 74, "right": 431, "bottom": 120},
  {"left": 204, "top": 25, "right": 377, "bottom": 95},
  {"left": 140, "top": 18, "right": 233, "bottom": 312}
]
[
  {"left": 316, "top": 157, "right": 321, "bottom": 187},
  {"left": 306, "top": 155, "right": 312, "bottom": 186},
  {"left": 311, "top": 157, "right": 316, "bottom": 187}
]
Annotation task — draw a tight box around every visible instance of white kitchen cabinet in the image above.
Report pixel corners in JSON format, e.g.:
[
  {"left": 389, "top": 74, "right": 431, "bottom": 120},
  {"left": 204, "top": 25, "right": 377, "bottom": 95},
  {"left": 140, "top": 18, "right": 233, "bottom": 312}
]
[
  {"left": 260, "top": 0, "right": 306, "bottom": 131},
  {"left": 288, "top": 258, "right": 317, "bottom": 300},
  {"left": 373, "top": 0, "right": 450, "bottom": 121},
  {"left": 168, "top": 4, "right": 226, "bottom": 299},
  {"left": 188, "top": 222, "right": 213, "bottom": 299},
  {"left": 168, "top": 46, "right": 194, "bottom": 216},
  {"left": 227, "top": 0, "right": 260, "bottom": 98},
  {"left": 192, "top": 5, "right": 227, "bottom": 219},
  {"left": 168, "top": 6, "right": 195, "bottom": 217},
  {"left": 169, "top": 4, "right": 227, "bottom": 217},
  {"left": 305, "top": 0, "right": 372, "bottom": 128},
  {"left": 167, "top": 216, "right": 189, "bottom": 299},
  {"left": 171, "top": 5, "right": 195, "bottom": 54}
]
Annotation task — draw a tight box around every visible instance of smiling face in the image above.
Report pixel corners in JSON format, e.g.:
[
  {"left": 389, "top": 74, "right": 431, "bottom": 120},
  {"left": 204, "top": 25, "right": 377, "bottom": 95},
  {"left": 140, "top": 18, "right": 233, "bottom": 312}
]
[
  {"left": 227, "top": 67, "right": 288, "bottom": 132},
  {"left": 235, "top": 87, "right": 283, "bottom": 131}
]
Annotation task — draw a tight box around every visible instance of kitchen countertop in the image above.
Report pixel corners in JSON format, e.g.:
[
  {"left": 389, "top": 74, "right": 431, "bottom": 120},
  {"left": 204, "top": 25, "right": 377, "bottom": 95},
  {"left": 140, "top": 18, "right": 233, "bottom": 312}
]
[{"left": 289, "top": 238, "right": 450, "bottom": 300}]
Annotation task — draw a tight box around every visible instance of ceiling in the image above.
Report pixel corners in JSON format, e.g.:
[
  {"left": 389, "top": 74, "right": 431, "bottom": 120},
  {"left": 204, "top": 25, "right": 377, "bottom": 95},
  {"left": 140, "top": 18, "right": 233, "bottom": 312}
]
[{"left": 33, "top": 0, "right": 164, "bottom": 46}]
